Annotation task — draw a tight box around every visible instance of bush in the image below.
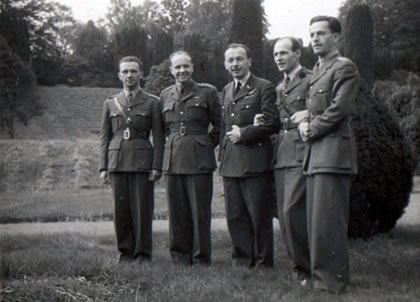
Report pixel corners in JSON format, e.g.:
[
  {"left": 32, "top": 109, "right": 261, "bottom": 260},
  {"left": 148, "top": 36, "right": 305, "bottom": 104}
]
[
  {"left": 349, "top": 81, "right": 417, "bottom": 238},
  {"left": 144, "top": 59, "right": 175, "bottom": 96}
]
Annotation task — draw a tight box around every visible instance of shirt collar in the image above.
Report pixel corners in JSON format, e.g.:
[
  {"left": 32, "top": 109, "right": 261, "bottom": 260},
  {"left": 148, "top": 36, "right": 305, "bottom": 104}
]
[
  {"left": 234, "top": 72, "right": 251, "bottom": 89},
  {"left": 284, "top": 64, "right": 302, "bottom": 81},
  {"left": 123, "top": 87, "right": 141, "bottom": 99},
  {"left": 318, "top": 49, "right": 340, "bottom": 69}
]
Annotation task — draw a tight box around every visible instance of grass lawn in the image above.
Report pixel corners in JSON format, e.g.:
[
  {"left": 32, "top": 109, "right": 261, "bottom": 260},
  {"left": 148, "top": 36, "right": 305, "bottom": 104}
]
[
  {"left": 0, "top": 224, "right": 419, "bottom": 301},
  {"left": 0, "top": 177, "right": 226, "bottom": 223}
]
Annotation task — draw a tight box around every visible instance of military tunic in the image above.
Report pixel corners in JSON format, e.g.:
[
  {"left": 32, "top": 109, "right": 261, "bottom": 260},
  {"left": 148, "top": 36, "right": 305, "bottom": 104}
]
[
  {"left": 160, "top": 80, "right": 221, "bottom": 265},
  {"left": 99, "top": 89, "right": 164, "bottom": 260},
  {"left": 274, "top": 67, "right": 311, "bottom": 278},
  {"left": 303, "top": 50, "right": 359, "bottom": 292},
  {"left": 219, "top": 74, "right": 280, "bottom": 267}
]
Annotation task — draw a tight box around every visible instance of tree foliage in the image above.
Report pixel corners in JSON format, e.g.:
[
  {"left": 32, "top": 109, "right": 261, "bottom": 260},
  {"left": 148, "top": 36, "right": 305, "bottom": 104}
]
[
  {"left": 344, "top": 3, "right": 416, "bottom": 237},
  {"left": 344, "top": 3, "right": 374, "bottom": 87},
  {"left": 339, "top": 0, "right": 420, "bottom": 74},
  {"left": 229, "top": 0, "right": 265, "bottom": 76},
  {"left": 0, "top": 35, "right": 40, "bottom": 138}
]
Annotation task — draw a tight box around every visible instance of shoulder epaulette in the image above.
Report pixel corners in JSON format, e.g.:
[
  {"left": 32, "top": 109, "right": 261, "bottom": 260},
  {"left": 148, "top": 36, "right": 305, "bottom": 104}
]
[
  {"left": 143, "top": 90, "right": 160, "bottom": 101},
  {"left": 105, "top": 93, "right": 120, "bottom": 103},
  {"left": 198, "top": 83, "right": 216, "bottom": 90},
  {"left": 160, "top": 85, "right": 175, "bottom": 95}
]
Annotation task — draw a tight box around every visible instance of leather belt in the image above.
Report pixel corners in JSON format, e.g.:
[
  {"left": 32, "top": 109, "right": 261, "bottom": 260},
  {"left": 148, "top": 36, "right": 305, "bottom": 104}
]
[
  {"left": 114, "top": 129, "right": 148, "bottom": 140},
  {"left": 170, "top": 127, "right": 208, "bottom": 136},
  {"left": 282, "top": 118, "right": 298, "bottom": 131}
]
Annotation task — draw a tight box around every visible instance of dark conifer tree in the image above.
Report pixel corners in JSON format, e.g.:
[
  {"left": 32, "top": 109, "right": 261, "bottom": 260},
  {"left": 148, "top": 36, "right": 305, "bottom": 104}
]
[
  {"left": 229, "top": 0, "right": 264, "bottom": 76},
  {"left": 344, "top": 3, "right": 374, "bottom": 87},
  {"left": 345, "top": 3, "right": 417, "bottom": 238}
]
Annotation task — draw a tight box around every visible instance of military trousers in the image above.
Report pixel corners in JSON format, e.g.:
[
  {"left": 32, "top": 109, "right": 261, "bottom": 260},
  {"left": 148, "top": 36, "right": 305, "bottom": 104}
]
[
  {"left": 166, "top": 173, "right": 213, "bottom": 265},
  {"left": 306, "top": 173, "right": 352, "bottom": 293},
  {"left": 274, "top": 167, "right": 310, "bottom": 277},
  {"left": 223, "top": 174, "right": 274, "bottom": 268},
  {"left": 109, "top": 172, "right": 154, "bottom": 260}
]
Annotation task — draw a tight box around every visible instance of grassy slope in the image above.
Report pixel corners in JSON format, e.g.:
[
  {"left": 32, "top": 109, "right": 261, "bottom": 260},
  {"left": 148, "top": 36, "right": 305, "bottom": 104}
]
[{"left": 0, "top": 138, "right": 226, "bottom": 222}]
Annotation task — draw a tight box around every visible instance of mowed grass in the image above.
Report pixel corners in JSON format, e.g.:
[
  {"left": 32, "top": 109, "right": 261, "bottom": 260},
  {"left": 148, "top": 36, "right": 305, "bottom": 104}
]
[
  {"left": 0, "top": 225, "right": 419, "bottom": 301},
  {"left": 0, "top": 181, "right": 226, "bottom": 223}
]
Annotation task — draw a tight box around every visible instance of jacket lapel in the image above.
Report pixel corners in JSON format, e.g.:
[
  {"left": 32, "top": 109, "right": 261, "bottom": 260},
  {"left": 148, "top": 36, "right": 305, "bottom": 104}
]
[
  {"left": 233, "top": 74, "right": 258, "bottom": 101},
  {"left": 310, "top": 53, "right": 339, "bottom": 85}
]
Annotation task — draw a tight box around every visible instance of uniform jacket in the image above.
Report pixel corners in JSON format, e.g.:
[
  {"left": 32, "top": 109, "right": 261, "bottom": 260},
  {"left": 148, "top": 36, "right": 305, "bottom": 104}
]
[
  {"left": 160, "top": 80, "right": 222, "bottom": 174},
  {"left": 274, "top": 67, "right": 312, "bottom": 169},
  {"left": 303, "top": 50, "right": 359, "bottom": 175},
  {"left": 99, "top": 90, "right": 164, "bottom": 172},
  {"left": 219, "top": 74, "right": 280, "bottom": 177}
]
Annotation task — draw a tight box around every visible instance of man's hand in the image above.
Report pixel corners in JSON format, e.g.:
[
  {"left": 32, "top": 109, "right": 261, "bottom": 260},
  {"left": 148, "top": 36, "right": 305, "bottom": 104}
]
[
  {"left": 298, "top": 122, "right": 311, "bottom": 142},
  {"left": 100, "top": 171, "right": 110, "bottom": 185},
  {"left": 149, "top": 169, "right": 162, "bottom": 181},
  {"left": 253, "top": 113, "right": 265, "bottom": 127},
  {"left": 291, "top": 110, "right": 309, "bottom": 124},
  {"left": 226, "top": 125, "right": 242, "bottom": 144}
]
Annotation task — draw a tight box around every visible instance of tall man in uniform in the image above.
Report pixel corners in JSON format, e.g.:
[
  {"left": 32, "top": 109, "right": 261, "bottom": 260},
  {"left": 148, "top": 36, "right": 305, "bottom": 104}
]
[
  {"left": 160, "top": 51, "right": 221, "bottom": 265},
  {"left": 271, "top": 37, "right": 312, "bottom": 281},
  {"left": 299, "top": 16, "right": 359, "bottom": 293},
  {"left": 220, "top": 43, "right": 280, "bottom": 268},
  {"left": 99, "top": 56, "right": 165, "bottom": 263}
]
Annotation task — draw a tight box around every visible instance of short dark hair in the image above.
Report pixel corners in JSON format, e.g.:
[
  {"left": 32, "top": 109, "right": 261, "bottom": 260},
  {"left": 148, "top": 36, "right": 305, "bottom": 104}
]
[
  {"left": 225, "top": 43, "right": 252, "bottom": 59},
  {"left": 310, "top": 15, "right": 341, "bottom": 34},
  {"left": 119, "top": 56, "right": 143, "bottom": 70},
  {"left": 275, "top": 37, "right": 303, "bottom": 52},
  {"left": 169, "top": 50, "right": 193, "bottom": 65}
]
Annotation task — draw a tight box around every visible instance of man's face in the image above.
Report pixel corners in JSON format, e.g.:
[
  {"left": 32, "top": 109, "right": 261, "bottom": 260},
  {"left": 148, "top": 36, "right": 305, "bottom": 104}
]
[
  {"left": 170, "top": 53, "right": 194, "bottom": 84},
  {"left": 118, "top": 62, "right": 142, "bottom": 90},
  {"left": 310, "top": 21, "right": 338, "bottom": 57},
  {"left": 273, "top": 39, "right": 301, "bottom": 74},
  {"left": 224, "top": 47, "right": 251, "bottom": 80}
]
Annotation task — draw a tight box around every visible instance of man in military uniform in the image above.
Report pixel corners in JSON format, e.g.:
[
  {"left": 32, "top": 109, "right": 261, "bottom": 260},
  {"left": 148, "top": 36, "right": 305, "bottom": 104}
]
[
  {"left": 160, "top": 51, "right": 221, "bottom": 265},
  {"left": 220, "top": 43, "right": 279, "bottom": 268},
  {"left": 271, "top": 37, "right": 312, "bottom": 282},
  {"left": 299, "top": 16, "right": 359, "bottom": 293},
  {"left": 99, "top": 56, "right": 164, "bottom": 263}
]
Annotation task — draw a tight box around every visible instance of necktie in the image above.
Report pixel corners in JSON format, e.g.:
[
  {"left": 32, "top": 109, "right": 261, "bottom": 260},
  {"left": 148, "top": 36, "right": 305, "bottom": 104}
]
[
  {"left": 234, "top": 82, "right": 242, "bottom": 96},
  {"left": 284, "top": 76, "right": 290, "bottom": 89},
  {"left": 127, "top": 92, "right": 133, "bottom": 106}
]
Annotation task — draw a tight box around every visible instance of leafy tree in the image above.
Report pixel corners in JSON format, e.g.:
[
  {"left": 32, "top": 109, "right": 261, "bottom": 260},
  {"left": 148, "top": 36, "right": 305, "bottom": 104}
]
[
  {"left": 161, "top": 0, "right": 189, "bottom": 33},
  {"left": 0, "top": 1, "right": 31, "bottom": 63},
  {"left": 144, "top": 59, "right": 175, "bottom": 96},
  {"left": 0, "top": 36, "right": 40, "bottom": 138},
  {"left": 229, "top": 0, "right": 265, "bottom": 76},
  {"left": 74, "top": 21, "right": 108, "bottom": 66}
]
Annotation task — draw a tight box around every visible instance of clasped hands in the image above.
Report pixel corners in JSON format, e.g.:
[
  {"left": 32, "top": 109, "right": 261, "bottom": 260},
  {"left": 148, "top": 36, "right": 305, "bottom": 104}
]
[{"left": 253, "top": 110, "right": 312, "bottom": 141}]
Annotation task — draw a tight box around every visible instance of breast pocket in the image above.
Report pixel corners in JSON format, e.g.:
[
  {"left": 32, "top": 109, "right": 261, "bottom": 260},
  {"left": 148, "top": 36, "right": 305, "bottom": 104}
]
[
  {"left": 290, "top": 95, "right": 306, "bottom": 111},
  {"left": 187, "top": 98, "right": 208, "bottom": 121},
  {"left": 310, "top": 88, "right": 330, "bottom": 114},
  {"left": 163, "top": 101, "right": 176, "bottom": 122},
  {"left": 239, "top": 102, "right": 259, "bottom": 126},
  {"left": 132, "top": 111, "right": 152, "bottom": 129},
  {"left": 109, "top": 112, "right": 122, "bottom": 130}
]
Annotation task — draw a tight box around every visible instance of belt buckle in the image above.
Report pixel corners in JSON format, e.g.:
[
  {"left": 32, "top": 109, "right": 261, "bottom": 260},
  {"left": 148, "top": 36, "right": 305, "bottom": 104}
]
[
  {"left": 180, "top": 125, "right": 186, "bottom": 136},
  {"left": 123, "top": 128, "right": 131, "bottom": 140}
]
